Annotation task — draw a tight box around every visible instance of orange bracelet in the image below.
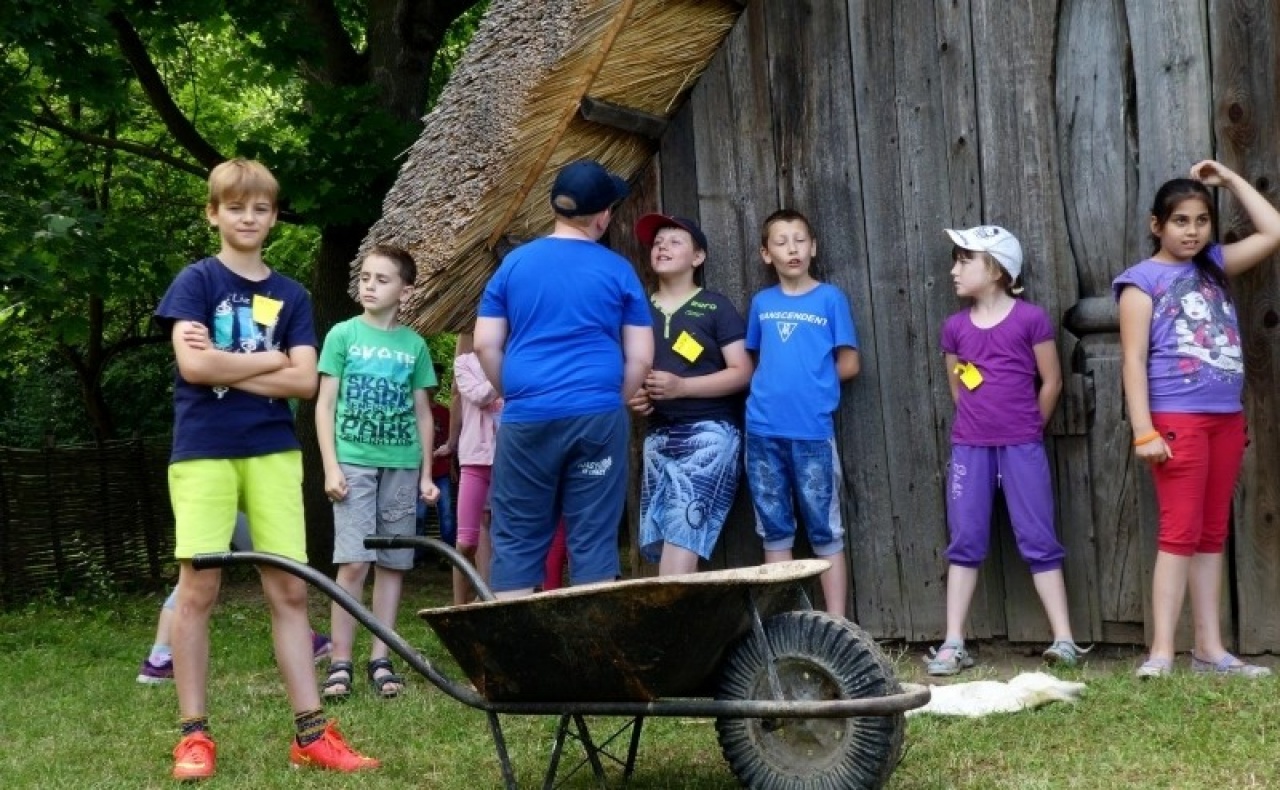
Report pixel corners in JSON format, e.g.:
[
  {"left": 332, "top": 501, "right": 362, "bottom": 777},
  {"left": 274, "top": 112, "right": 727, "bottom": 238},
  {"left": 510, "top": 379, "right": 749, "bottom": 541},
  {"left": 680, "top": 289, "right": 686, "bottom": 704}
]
[{"left": 1133, "top": 431, "right": 1161, "bottom": 447}]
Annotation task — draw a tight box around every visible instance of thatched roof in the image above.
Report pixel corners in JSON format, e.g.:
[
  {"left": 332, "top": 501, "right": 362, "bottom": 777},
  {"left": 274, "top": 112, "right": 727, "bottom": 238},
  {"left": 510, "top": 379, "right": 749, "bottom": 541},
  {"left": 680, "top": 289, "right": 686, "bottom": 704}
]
[{"left": 359, "top": 0, "right": 745, "bottom": 334}]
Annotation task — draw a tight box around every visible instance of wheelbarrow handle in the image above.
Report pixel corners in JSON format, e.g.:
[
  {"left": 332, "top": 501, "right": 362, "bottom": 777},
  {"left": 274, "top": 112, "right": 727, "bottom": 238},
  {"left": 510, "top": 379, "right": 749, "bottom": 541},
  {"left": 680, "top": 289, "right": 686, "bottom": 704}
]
[
  {"left": 362, "top": 536, "right": 495, "bottom": 602},
  {"left": 189, "top": 550, "right": 491, "bottom": 710}
]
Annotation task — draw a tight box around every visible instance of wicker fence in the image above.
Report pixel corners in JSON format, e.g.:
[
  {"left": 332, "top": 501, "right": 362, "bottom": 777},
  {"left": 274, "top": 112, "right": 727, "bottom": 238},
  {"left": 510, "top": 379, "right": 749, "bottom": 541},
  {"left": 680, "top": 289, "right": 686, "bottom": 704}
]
[{"left": 0, "top": 436, "right": 174, "bottom": 604}]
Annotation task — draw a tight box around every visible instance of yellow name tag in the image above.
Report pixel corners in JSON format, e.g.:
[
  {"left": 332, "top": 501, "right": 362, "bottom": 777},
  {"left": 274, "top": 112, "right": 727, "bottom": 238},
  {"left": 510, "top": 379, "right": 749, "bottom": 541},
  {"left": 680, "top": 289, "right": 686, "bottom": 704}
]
[
  {"left": 672, "top": 331, "right": 704, "bottom": 363},
  {"left": 252, "top": 295, "right": 284, "bottom": 327},
  {"left": 955, "top": 362, "right": 984, "bottom": 390}
]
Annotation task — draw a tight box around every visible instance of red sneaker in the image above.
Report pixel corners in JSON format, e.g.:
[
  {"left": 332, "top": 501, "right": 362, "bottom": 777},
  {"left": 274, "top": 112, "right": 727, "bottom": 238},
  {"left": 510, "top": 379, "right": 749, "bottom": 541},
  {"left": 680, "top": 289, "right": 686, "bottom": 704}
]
[
  {"left": 289, "top": 720, "right": 380, "bottom": 772},
  {"left": 171, "top": 731, "right": 216, "bottom": 781}
]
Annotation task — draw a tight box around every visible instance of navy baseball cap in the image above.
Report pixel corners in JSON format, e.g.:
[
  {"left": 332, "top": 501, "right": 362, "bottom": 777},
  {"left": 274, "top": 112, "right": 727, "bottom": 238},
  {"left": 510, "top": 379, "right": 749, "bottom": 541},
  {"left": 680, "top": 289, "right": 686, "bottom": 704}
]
[
  {"left": 634, "top": 213, "right": 709, "bottom": 254},
  {"left": 550, "top": 160, "right": 630, "bottom": 217}
]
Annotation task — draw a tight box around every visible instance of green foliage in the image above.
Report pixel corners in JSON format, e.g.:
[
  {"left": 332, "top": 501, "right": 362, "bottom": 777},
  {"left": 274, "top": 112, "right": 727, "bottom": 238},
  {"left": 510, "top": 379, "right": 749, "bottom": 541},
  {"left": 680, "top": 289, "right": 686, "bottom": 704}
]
[{"left": 0, "top": 0, "right": 487, "bottom": 443}]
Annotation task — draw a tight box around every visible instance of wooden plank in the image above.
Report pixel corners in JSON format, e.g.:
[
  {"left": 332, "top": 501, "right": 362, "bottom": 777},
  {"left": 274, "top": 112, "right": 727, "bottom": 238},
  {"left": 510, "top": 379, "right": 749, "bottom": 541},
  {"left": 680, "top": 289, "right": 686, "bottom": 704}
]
[
  {"left": 1055, "top": 0, "right": 1142, "bottom": 296},
  {"left": 610, "top": 157, "right": 661, "bottom": 578},
  {"left": 657, "top": 100, "right": 700, "bottom": 221},
  {"left": 761, "top": 0, "right": 905, "bottom": 625},
  {"left": 687, "top": 0, "right": 779, "bottom": 573},
  {"left": 1209, "top": 0, "right": 1280, "bottom": 653},
  {"left": 1125, "top": 0, "right": 1213, "bottom": 199},
  {"left": 934, "top": 0, "right": 1008, "bottom": 640},
  {"left": 1055, "top": 435, "right": 1103, "bottom": 642},
  {"left": 1082, "top": 337, "right": 1145, "bottom": 627},
  {"left": 970, "top": 0, "right": 1079, "bottom": 641},
  {"left": 843, "top": 0, "right": 956, "bottom": 640}
]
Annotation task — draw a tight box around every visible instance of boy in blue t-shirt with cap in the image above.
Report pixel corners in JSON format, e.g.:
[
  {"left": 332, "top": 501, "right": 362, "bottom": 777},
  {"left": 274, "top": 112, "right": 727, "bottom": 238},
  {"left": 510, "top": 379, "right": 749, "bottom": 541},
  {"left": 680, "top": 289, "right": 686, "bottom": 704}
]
[{"left": 474, "top": 159, "right": 654, "bottom": 598}]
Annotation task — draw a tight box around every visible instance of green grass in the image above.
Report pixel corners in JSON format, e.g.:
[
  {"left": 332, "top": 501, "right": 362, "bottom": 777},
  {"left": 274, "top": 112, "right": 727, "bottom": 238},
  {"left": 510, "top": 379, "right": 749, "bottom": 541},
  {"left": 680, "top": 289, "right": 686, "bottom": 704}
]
[{"left": 2, "top": 574, "right": 1278, "bottom": 788}]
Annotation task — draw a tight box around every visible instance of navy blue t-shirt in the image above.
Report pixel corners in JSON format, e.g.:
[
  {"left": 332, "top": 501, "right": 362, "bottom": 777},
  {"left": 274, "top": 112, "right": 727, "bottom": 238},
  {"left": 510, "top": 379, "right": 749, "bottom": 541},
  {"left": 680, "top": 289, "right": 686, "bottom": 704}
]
[
  {"left": 155, "top": 257, "right": 317, "bottom": 461},
  {"left": 648, "top": 288, "right": 746, "bottom": 426}
]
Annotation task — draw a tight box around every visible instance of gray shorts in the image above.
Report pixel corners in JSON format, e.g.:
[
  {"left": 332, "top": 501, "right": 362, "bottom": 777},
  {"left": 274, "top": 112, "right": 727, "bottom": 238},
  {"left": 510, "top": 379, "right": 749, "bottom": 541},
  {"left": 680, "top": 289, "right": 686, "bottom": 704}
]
[{"left": 332, "top": 464, "right": 419, "bottom": 570}]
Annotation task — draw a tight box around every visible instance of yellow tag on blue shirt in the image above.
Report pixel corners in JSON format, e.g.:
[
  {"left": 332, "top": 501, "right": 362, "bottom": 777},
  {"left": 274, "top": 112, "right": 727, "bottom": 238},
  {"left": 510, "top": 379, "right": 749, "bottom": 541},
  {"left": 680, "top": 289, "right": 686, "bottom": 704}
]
[
  {"left": 252, "top": 295, "right": 284, "bottom": 327},
  {"left": 955, "top": 362, "right": 983, "bottom": 390},
  {"left": 672, "top": 331, "right": 704, "bottom": 363}
]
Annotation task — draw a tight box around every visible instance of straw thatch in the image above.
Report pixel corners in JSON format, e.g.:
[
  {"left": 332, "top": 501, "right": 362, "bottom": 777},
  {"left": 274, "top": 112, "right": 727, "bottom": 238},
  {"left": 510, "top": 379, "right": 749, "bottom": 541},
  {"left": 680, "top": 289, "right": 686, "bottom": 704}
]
[{"left": 359, "top": 0, "right": 745, "bottom": 334}]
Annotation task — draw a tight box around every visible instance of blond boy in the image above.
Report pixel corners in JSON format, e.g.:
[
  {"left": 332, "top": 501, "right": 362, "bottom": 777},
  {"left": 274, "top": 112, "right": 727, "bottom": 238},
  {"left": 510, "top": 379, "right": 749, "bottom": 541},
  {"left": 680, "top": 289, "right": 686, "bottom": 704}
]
[{"left": 154, "top": 159, "right": 378, "bottom": 779}]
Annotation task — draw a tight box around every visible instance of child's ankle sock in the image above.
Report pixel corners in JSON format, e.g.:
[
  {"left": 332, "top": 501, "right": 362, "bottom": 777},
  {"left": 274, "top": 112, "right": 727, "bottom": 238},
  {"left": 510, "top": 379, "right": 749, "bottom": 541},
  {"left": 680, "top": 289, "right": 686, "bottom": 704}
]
[
  {"left": 179, "top": 716, "right": 209, "bottom": 737},
  {"left": 295, "top": 708, "right": 327, "bottom": 747}
]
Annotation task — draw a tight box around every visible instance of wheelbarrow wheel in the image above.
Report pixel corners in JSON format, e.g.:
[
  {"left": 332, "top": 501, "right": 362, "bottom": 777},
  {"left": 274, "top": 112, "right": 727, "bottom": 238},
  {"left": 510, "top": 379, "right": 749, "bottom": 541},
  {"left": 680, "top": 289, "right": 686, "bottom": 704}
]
[{"left": 714, "top": 611, "right": 904, "bottom": 790}]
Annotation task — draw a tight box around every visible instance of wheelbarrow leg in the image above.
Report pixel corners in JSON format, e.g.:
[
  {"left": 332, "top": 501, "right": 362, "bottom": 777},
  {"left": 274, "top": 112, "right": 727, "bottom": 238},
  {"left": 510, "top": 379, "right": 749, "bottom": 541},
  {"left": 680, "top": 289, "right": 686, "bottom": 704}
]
[
  {"left": 543, "top": 715, "right": 571, "bottom": 790},
  {"left": 572, "top": 715, "right": 610, "bottom": 788},
  {"left": 622, "top": 716, "right": 645, "bottom": 782},
  {"left": 487, "top": 711, "right": 519, "bottom": 790}
]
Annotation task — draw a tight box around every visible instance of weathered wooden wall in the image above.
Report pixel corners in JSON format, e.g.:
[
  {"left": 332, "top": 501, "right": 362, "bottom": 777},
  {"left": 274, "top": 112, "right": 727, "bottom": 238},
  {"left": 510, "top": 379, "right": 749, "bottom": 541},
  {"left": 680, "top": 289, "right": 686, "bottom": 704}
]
[{"left": 614, "top": 0, "right": 1280, "bottom": 649}]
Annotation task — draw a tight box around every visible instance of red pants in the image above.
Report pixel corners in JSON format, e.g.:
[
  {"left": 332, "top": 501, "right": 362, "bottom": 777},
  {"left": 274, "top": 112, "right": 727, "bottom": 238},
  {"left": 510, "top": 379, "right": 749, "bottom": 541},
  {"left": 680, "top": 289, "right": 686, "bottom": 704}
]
[{"left": 1149, "top": 412, "right": 1246, "bottom": 555}]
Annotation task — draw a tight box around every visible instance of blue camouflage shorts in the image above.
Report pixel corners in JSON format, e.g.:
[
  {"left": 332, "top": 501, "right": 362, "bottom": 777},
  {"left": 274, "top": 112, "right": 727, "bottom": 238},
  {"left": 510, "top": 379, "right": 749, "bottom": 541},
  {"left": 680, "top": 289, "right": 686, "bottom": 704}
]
[{"left": 639, "top": 419, "right": 742, "bottom": 563}]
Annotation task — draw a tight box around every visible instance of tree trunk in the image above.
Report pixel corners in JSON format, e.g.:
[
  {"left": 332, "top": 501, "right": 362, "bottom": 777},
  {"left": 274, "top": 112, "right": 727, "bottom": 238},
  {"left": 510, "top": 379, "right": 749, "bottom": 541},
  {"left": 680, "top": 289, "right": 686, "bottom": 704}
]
[{"left": 300, "top": 223, "right": 365, "bottom": 570}]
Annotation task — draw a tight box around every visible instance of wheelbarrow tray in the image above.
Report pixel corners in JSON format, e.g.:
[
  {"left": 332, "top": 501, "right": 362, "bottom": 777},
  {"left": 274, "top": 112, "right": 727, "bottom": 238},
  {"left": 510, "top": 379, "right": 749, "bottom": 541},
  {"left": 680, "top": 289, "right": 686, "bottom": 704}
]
[{"left": 420, "top": 559, "right": 828, "bottom": 703}]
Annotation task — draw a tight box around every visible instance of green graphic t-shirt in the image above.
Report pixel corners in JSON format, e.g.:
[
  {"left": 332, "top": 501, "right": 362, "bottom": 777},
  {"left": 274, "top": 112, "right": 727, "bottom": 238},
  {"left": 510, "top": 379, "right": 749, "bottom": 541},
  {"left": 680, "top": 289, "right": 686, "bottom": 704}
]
[{"left": 318, "top": 317, "right": 436, "bottom": 468}]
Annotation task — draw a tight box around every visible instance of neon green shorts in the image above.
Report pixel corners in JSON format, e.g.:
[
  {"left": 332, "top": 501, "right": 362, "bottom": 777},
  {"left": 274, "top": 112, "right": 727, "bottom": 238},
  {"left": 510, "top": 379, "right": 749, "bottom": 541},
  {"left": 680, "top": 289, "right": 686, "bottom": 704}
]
[{"left": 168, "top": 451, "right": 307, "bottom": 563}]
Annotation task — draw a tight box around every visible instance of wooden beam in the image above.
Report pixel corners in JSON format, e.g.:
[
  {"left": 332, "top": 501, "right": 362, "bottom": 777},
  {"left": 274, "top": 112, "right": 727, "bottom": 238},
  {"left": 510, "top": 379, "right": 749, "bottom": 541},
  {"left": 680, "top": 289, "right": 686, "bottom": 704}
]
[
  {"left": 484, "top": 0, "right": 640, "bottom": 249},
  {"left": 578, "top": 96, "right": 668, "bottom": 140}
]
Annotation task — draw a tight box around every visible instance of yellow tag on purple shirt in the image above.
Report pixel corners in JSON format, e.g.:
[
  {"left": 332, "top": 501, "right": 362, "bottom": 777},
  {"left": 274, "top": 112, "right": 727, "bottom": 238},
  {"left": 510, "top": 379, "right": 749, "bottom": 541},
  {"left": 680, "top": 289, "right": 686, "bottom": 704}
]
[{"left": 955, "top": 362, "right": 984, "bottom": 390}]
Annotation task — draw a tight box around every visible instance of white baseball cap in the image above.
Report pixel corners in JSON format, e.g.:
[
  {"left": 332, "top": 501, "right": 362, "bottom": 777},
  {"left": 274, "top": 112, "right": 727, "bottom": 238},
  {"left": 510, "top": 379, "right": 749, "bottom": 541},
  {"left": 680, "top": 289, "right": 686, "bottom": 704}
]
[{"left": 944, "top": 225, "right": 1023, "bottom": 281}]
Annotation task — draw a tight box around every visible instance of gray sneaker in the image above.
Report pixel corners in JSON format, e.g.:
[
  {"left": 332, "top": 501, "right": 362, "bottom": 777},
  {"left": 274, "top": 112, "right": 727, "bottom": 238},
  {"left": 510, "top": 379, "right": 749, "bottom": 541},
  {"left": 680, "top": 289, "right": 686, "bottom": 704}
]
[
  {"left": 925, "top": 641, "right": 974, "bottom": 677},
  {"left": 1190, "top": 653, "right": 1272, "bottom": 678},
  {"left": 1042, "top": 640, "right": 1091, "bottom": 668}
]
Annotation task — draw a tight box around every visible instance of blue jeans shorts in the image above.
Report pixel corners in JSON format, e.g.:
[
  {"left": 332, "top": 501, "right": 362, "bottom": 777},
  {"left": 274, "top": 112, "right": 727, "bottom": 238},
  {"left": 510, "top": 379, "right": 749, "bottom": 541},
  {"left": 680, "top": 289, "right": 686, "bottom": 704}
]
[{"left": 745, "top": 435, "right": 845, "bottom": 556}]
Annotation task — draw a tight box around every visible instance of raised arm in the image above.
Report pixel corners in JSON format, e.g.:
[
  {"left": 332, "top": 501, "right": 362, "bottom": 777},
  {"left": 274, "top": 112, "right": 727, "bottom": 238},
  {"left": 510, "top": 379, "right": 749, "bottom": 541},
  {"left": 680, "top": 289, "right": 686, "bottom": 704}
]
[{"left": 1192, "top": 160, "right": 1280, "bottom": 276}]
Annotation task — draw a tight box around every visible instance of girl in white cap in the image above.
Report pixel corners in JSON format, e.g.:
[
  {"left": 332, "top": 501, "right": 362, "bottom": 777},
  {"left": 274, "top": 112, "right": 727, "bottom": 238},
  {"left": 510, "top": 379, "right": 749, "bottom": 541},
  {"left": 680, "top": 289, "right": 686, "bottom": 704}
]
[{"left": 927, "top": 225, "right": 1087, "bottom": 676}]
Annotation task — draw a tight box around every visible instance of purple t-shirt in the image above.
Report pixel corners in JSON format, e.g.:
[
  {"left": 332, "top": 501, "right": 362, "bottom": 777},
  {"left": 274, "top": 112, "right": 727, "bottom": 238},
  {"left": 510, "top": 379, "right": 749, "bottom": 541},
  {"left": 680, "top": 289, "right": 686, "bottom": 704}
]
[
  {"left": 1111, "top": 245, "right": 1242, "bottom": 414},
  {"left": 940, "top": 300, "right": 1054, "bottom": 446}
]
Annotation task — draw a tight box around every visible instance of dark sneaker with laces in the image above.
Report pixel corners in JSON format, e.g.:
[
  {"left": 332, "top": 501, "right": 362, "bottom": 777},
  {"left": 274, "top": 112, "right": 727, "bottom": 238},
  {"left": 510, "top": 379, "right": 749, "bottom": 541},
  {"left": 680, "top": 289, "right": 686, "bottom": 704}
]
[{"left": 137, "top": 656, "right": 174, "bottom": 685}]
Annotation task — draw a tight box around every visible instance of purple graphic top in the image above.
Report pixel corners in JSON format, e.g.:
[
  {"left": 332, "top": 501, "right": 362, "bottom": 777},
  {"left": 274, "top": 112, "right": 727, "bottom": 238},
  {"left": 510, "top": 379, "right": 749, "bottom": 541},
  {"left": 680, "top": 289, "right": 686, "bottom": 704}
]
[{"left": 1112, "top": 244, "right": 1243, "bottom": 414}]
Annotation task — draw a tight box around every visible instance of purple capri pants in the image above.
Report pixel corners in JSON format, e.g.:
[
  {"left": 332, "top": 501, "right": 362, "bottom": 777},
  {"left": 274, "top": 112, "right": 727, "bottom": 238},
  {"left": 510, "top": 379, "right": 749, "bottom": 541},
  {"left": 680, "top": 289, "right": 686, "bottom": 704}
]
[{"left": 946, "top": 442, "right": 1064, "bottom": 573}]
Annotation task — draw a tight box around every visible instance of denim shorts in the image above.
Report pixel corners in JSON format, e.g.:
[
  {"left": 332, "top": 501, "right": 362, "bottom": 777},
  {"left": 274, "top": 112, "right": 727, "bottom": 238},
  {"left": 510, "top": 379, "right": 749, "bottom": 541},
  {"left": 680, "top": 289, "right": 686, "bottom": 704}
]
[
  {"left": 744, "top": 435, "right": 845, "bottom": 555},
  {"left": 640, "top": 420, "right": 741, "bottom": 562},
  {"left": 332, "top": 464, "right": 418, "bottom": 570}
]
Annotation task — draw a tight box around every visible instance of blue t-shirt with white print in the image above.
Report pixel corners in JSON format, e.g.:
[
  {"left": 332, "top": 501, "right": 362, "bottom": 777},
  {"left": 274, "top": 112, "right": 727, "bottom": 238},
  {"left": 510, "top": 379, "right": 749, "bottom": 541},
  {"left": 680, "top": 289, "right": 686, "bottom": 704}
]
[{"left": 745, "top": 283, "right": 858, "bottom": 440}]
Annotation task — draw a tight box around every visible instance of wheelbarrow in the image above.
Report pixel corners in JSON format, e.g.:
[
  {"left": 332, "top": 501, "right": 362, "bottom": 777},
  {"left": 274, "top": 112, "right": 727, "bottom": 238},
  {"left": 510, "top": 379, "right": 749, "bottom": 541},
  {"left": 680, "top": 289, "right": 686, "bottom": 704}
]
[{"left": 193, "top": 537, "right": 928, "bottom": 789}]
